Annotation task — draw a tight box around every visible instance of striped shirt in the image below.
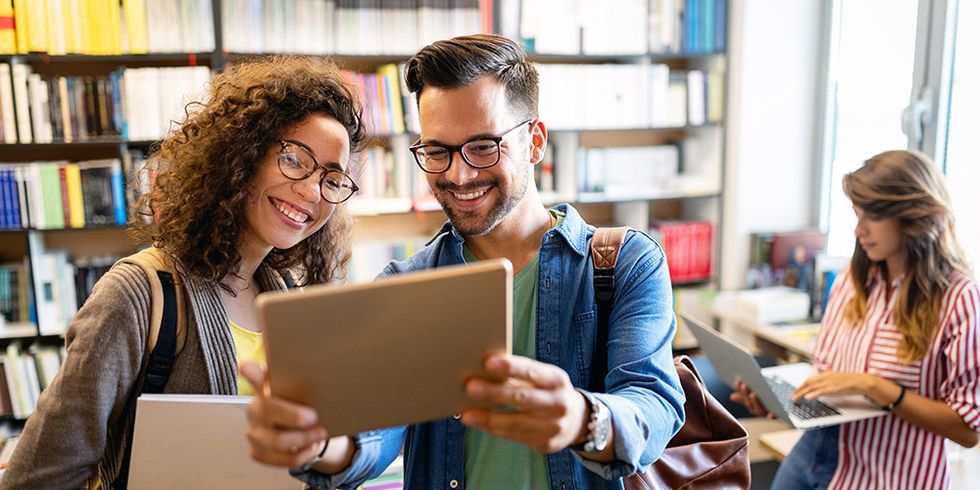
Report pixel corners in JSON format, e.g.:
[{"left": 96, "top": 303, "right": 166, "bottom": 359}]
[{"left": 813, "top": 267, "right": 980, "bottom": 489}]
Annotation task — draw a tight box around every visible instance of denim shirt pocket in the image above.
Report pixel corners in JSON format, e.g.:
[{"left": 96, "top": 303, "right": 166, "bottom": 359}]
[{"left": 573, "top": 308, "right": 598, "bottom": 388}]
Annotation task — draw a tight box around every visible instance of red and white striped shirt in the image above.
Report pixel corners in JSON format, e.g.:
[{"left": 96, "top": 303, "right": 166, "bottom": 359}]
[{"left": 813, "top": 267, "right": 980, "bottom": 489}]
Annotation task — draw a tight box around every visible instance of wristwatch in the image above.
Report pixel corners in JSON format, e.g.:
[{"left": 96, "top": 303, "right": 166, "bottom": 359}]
[{"left": 572, "top": 388, "right": 611, "bottom": 453}]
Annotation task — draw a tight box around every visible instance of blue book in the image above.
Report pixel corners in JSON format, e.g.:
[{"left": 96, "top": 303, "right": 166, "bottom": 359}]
[
  {"left": 823, "top": 270, "right": 838, "bottom": 313},
  {"left": 685, "top": 0, "right": 695, "bottom": 53},
  {"left": 7, "top": 169, "right": 21, "bottom": 229},
  {"left": 0, "top": 169, "right": 9, "bottom": 229},
  {"left": 702, "top": 0, "right": 713, "bottom": 53},
  {"left": 110, "top": 71, "right": 127, "bottom": 141},
  {"left": 110, "top": 164, "right": 127, "bottom": 225},
  {"left": 715, "top": 0, "right": 727, "bottom": 52}
]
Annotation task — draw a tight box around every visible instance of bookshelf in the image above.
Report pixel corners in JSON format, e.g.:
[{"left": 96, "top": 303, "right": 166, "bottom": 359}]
[{"left": 0, "top": 0, "right": 728, "bottom": 417}]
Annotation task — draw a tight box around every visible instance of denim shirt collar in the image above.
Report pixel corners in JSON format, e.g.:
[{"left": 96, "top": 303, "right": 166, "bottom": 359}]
[{"left": 425, "top": 203, "right": 592, "bottom": 257}]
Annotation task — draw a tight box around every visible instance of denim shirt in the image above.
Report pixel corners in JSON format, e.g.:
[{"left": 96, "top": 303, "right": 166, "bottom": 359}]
[{"left": 294, "top": 204, "right": 685, "bottom": 490}]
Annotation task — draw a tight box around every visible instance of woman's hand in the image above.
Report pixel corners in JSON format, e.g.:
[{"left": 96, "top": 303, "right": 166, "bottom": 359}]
[
  {"left": 240, "top": 361, "right": 328, "bottom": 468},
  {"left": 730, "top": 379, "right": 776, "bottom": 419},
  {"left": 791, "top": 372, "right": 877, "bottom": 402}
]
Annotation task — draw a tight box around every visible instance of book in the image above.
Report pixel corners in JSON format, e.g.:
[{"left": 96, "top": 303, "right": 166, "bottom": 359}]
[
  {"left": 38, "top": 163, "right": 65, "bottom": 229},
  {"left": 0, "top": 63, "right": 15, "bottom": 143},
  {"left": 732, "top": 286, "right": 811, "bottom": 324}
]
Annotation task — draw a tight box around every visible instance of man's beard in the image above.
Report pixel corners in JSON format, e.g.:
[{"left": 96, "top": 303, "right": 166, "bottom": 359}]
[{"left": 436, "top": 172, "right": 529, "bottom": 237}]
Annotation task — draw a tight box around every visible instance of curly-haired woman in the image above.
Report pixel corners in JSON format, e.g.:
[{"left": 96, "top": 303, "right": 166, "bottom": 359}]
[
  {"left": 733, "top": 150, "right": 980, "bottom": 489},
  {"left": 1, "top": 55, "right": 364, "bottom": 489}
]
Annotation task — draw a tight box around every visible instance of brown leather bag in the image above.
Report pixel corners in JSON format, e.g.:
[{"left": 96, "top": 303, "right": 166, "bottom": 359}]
[{"left": 591, "top": 227, "right": 751, "bottom": 490}]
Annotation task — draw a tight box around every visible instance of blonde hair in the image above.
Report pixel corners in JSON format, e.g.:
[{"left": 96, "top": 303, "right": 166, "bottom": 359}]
[{"left": 843, "top": 150, "right": 971, "bottom": 361}]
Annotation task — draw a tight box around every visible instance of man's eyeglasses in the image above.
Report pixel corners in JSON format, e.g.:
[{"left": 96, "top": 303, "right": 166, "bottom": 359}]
[
  {"left": 277, "top": 140, "right": 359, "bottom": 204},
  {"left": 409, "top": 119, "right": 534, "bottom": 174}
]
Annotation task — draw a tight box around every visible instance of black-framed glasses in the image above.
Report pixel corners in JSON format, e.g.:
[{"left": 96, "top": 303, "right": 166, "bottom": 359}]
[
  {"left": 277, "top": 140, "right": 359, "bottom": 204},
  {"left": 409, "top": 119, "right": 534, "bottom": 174}
]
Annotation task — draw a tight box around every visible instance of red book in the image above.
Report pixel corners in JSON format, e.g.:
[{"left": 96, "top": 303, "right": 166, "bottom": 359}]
[{"left": 58, "top": 164, "right": 71, "bottom": 228}]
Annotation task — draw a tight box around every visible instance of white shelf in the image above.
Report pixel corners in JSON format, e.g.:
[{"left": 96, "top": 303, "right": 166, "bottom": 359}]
[
  {"left": 0, "top": 323, "right": 39, "bottom": 340},
  {"left": 348, "top": 198, "right": 413, "bottom": 216},
  {"left": 577, "top": 187, "right": 722, "bottom": 203}
]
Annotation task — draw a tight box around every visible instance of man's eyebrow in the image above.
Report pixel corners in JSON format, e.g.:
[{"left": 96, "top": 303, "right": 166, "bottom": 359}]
[{"left": 419, "top": 132, "right": 499, "bottom": 146}]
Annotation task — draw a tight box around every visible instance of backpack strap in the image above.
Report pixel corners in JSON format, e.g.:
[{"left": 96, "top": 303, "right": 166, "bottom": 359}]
[
  {"left": 118, "top": 247, "right": 187, "bottom": 360},
  {"left": 589, "top": 226, "right": 629, "bottom": 393},
  {"left": 107, "top": 247, "right": 186, "bottom": 488}
]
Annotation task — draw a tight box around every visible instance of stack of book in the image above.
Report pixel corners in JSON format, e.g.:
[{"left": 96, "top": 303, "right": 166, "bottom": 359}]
[
  {"left": 651, "top": 221, "right": 713, "bottom": 284},
  {"left": 518, "top": 0, "right": 727, "bottom": 55},
  {"left": 221, "top": 0, "right": 490, "bottom": 55},
  {"left": 0, "top": 0, "right": 214, "bottom": 55},
  {"left": 0, "top": 343, "right": 66, "bottom": 420},
  {"left": 0, "top": 63, "right": 211, "bottom": 144}
]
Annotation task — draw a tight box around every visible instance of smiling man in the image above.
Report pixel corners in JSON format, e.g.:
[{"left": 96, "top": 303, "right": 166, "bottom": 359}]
[{"left": 243, "top": 34, "right": 685, "bottom": 490}]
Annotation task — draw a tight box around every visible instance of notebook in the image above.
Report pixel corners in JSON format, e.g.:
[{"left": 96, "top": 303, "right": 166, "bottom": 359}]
[
  {"left": 128, "top": 394, "right": 302, "bottom": 489},
  {"left": 257, "top": 259, "right": 513, "bottom": 437}
]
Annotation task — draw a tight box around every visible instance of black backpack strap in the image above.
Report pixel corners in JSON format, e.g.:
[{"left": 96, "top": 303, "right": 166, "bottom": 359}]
[
  {"left": 589, "top": 227, "right": 630, "bottom": 393},
  {"left": 142, "top": 270, "right": 179, "bottom": 394},
  {"left": 113, "top": 270, "right": 178, "bottom": 489}
]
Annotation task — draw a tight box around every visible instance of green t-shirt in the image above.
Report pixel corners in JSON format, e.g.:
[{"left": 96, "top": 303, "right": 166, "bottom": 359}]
[{"left": 460, "top": 211, "right": 563, "bottom": 489}]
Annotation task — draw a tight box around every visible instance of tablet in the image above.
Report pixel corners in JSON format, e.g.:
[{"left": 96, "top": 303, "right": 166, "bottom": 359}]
[{"left": 257, "top": 259, "right": 512, "bottom": 437}]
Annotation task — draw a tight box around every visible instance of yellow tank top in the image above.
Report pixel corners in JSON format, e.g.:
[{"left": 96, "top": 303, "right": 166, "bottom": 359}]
[{"left": 229, "top": 321, "right": 265, "bottom": 396}]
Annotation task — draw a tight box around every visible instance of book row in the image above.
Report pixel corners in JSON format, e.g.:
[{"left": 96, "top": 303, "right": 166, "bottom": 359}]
[
  {"left": 2, "top": 0, "right": 726, "bottom": 58},
  {"left": 516, "top": 0, "right": 725, "bottom": 55},
  {"left": 650, "top": 220, "right": 713, "bottom": 284},
  {"left": 0, "top": 0, "right": 215, "bottom": 56},
  {"left": 0, "top": 160, "right": 127, "bottom": 230},
  {"left": 0, "top": 63, "right": 211, "bottom": 144},
  {"left": 223, "top": 0, "right": 490, "bottom": 55},
  {"left": 0, "top": 343, "right": 65, "bottom": 419},
  {"left": 538, "top": 65, "right": 724, "bottom": 131}
]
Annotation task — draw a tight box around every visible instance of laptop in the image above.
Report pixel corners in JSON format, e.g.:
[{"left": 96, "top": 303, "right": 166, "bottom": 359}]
[
  {"left": 257, "top": 259, "right": 512, "bottom": 437},
  {"left": 684, "top": 315, "right": 885, "bottom": 429},
  {"left": 128, "top": 394, "right": 303, "bottom": 489}
]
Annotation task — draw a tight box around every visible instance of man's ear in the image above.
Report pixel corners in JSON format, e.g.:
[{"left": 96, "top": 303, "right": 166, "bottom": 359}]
[{"left": 529, "top": 119, "right": 548, "bottom": 165}]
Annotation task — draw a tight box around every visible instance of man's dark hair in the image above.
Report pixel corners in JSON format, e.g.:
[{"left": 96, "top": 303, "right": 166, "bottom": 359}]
[{"left": 404, "top": 34, "right": 539, "bottom": 119}]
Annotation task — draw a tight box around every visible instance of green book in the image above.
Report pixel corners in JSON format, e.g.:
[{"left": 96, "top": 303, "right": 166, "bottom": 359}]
[{"left": 38, "top": 163, "right": 65, "bottom": 229}]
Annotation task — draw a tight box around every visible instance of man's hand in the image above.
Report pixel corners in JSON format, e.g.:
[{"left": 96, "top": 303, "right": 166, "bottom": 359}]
[
  {"left": 240, "top": 361, "right": 328, "bottom": 468},
  {"left": 460, "top": 354, "right": 589, "bottom": 453}
]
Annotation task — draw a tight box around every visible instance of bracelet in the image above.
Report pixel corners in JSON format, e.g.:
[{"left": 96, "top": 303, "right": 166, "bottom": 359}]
[
  {"left": 299, "top": 437, "right": 331, "bottom": 472},
  {"left": 881, "top": 383, "right": 907, "bottom": 411}
]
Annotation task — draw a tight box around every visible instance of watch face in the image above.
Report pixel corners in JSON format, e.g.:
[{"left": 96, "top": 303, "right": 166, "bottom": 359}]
[{"left": 592, "top": 405, "right": 612, "bottom": 451}]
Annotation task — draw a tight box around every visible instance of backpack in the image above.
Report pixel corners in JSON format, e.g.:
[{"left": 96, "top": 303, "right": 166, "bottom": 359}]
[
  {"left": 589, "top": 227, "right": 751, "bottom": 490},
  {"left": 83, "top": 247, "right": 187, "bottom": 489}
]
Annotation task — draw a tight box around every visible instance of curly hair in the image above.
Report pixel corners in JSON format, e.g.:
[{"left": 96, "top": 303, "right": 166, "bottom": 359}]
[
  {"left": 130, "top": 55, "right": 365, "bottom": 288},
  {"left": 843, "top": 150, "right": 971, "bottom": 361}
]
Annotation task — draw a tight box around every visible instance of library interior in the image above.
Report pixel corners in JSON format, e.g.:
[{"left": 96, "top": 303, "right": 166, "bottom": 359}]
[{"left": 0, "top": 0, "right": 979, "bottom": 489}]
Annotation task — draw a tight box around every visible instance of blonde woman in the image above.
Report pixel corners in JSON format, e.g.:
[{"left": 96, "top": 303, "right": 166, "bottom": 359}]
[{"left": 733, "top": 150, "right": 980, "bottom": 489}]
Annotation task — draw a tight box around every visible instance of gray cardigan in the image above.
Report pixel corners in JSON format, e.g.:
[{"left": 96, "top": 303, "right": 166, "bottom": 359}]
[{"left": 1, "top": 260, "right": 287, "bottom": 489}]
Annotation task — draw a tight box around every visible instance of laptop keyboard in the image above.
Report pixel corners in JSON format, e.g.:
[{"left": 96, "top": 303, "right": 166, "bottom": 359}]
[{"left": 766, "top": 376, "right": 842, "bottom": 420}]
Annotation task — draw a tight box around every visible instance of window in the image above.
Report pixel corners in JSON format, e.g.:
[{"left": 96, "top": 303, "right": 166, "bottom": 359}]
[
  {"left": 942, "top": 0, "right": 980, "bottom": 266},
  {"left": 819, "top": 0, "right": 978, "bottom": 266},
  {"left": 819, "top": 0, "right": 919, "bottom": 258}
]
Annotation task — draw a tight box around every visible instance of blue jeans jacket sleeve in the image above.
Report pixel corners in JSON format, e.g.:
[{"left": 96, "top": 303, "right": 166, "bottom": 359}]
[
  {"left": 288, "top": 427, "right": 405, "bottom": 489},
  {"left": 573, "top": 231, "right": 686, "bottom": 478}
]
